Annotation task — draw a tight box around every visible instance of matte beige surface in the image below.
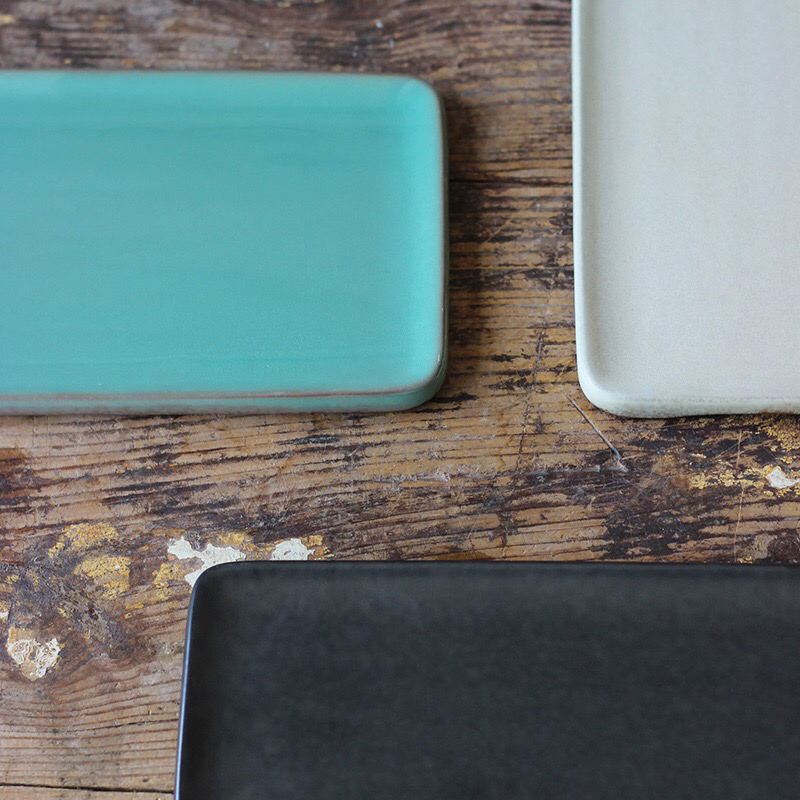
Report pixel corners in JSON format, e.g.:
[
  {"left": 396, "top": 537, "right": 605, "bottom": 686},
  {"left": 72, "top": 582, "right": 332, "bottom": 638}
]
[{"left": 573, "top": 0, "right": 800, "bottom": 417}]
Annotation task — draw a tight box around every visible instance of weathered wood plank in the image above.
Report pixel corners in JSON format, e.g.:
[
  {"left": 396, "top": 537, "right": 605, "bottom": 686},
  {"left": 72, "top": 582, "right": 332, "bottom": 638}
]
[
  {"left": 1, "top": 0, "right": 800, "bottom": 794},
  {"left": 0, "top": 788, "right": 169, "bottom": 799}
]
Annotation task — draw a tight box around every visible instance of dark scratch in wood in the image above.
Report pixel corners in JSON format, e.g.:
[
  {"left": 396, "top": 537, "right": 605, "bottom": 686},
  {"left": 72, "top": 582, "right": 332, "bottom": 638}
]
[{"left": 562, "top": 393, "right": 628, "bottom": 472}]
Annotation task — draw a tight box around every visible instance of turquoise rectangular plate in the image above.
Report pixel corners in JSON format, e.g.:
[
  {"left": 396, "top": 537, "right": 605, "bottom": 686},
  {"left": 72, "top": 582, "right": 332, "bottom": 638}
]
[{"left": 0, "top": 72, "right": 447, "bottom": 413}]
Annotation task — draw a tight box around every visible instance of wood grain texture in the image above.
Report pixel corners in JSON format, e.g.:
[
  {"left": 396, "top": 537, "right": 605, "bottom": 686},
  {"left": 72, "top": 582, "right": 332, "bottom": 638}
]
[
  {"left": 0, "top": 789, "right": 168, "bottom": 800},
  {"left": 1, "top": 0, "right": 800, "bottom": 793}
]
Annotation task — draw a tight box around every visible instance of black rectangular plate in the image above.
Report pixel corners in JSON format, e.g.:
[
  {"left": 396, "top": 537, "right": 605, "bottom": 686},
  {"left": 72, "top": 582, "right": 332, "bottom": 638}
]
[{"left": 176, "top": 562, "right": 800, "bottom": 799}]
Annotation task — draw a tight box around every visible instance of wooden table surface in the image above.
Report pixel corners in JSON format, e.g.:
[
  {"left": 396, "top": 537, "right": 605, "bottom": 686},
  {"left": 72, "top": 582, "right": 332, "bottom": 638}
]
[{"left": 1, "top": 0, "right": 799, "bottom": 796}]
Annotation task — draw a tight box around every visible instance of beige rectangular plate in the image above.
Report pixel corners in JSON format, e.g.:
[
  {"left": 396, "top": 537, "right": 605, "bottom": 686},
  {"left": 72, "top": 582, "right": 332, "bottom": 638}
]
[{"left": 573, "top": 0, "right": 800, "bottom": 417}]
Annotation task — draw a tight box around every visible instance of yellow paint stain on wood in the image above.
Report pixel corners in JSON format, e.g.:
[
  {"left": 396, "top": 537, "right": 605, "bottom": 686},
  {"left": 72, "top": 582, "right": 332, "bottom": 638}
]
[
  {"left": 761, "top": 416, "right": 800, "bottom": 452},
  {"left": 302, "top": 533, "right": 326, "bottom": 552},
  {"left": 689, "top": 468, "right": 762, "bottom": 491},
  {"left": 48, "top": 522, "right": 120, "bottom": 558},
  {"left": 74, "top": 554, "right": 131, "bottom": 599},
  {"left": 213, "top": 531, "right": 260, "bottom": 550},
  {"left": 212, "top": 531, "right": 326, "bottom": 557},
  {"left": 691, "top": 464, "right": 799, "bottom": 493},
  {"left": 0, "top": 14, "right": 16, "bottom": 25},
  {"left": 152, "top": 560, "right": 186, "bottom": 591}
]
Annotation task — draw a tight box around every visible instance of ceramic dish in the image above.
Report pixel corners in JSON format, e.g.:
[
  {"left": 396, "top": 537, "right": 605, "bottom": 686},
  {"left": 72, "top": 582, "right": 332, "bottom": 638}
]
[
  {"left": 0, "top": 72, "right": 447, "bottom": 413},
  {"left": 573, "top": 0, "right": 800, "bottom": 416},
  {"left": 176, "top": 562, "right": 800, "bottom": 799}
]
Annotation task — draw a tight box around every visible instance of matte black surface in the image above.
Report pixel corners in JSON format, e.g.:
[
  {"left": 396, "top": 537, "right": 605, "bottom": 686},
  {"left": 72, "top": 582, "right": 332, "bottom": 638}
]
[{"left": 176, "top": 562, "right": 800, "bottom": 799}]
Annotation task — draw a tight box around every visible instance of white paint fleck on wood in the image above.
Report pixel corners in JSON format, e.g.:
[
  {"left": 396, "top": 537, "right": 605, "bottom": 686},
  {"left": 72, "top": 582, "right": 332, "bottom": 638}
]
[
  {"left": 6, "top": 628, "right": 61, "bottom": 680},
  {"left": 167, "top": 538, "right": 245, "bottom": 586},
  {"left": 766, "top": 466, "right": 799, "bottom": 489},
  {"left": 270, "top": 538, "right": 314, "bottom": 560}
]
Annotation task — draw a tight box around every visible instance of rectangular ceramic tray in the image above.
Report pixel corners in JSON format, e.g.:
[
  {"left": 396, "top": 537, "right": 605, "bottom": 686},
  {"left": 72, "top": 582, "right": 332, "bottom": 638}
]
[
  {"left": 177, "top": 562, "right": 800, "bottom": 799},
  {"left": 573, "top": 1, "right": 800, "bottom": 416},
  {"left": 0, "top": 72, "right": 447, "bottom": 413}
]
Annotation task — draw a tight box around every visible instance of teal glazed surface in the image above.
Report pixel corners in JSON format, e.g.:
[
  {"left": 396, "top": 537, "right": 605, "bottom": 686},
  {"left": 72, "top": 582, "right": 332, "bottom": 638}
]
[{"left": 0, "top": 72, "right": 447, "bottom": 413}]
